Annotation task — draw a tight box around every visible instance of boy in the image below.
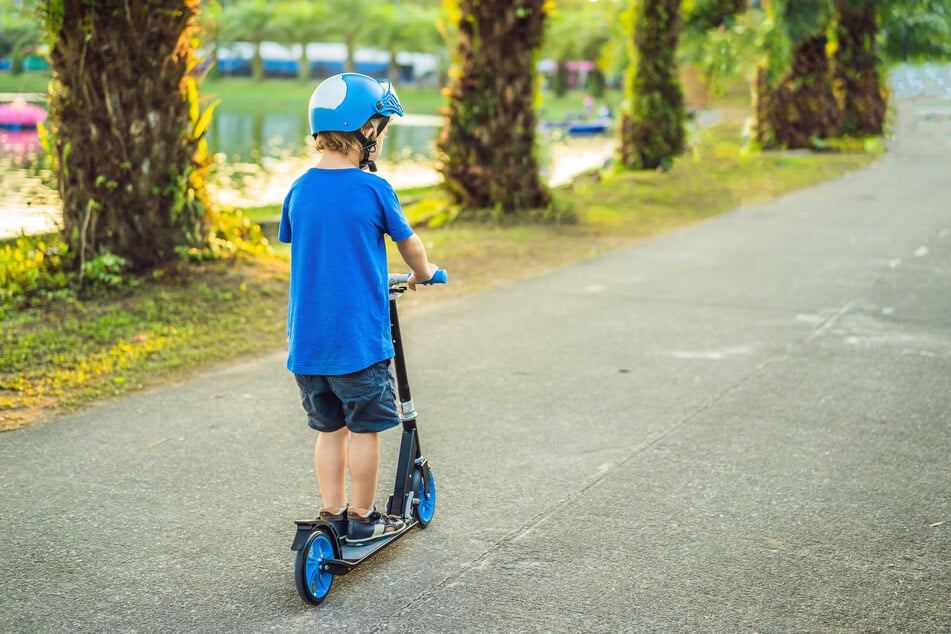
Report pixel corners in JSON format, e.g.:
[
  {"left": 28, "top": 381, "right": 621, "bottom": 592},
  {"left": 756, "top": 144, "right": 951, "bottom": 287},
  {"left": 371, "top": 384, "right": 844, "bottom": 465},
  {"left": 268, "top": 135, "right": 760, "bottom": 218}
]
[{"left": 279, "top": 73, "right": 438, "bottom": 543}]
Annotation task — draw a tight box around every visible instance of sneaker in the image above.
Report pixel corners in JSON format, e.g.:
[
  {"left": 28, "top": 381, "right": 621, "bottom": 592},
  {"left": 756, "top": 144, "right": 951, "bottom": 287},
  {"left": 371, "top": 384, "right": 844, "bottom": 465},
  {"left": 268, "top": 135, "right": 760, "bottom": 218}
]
[
  {"left": 346, "top": 509, "right": 405, "bottom": 544},
  {"left": 319, "top": 507, "right": 348, "bottom": 539}
]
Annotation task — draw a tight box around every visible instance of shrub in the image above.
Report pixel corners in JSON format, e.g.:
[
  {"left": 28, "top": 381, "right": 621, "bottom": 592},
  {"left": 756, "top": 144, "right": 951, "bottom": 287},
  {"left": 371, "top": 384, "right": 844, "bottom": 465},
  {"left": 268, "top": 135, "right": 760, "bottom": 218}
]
[
  {"left": 178, "top": 206, "right": 273, "bottom": 262},
  {"left": 1, "top": 207, "right": 272, "bottom": 315},
  {"left": 0, "top": 235, "right": 72, "bottom": 312}
]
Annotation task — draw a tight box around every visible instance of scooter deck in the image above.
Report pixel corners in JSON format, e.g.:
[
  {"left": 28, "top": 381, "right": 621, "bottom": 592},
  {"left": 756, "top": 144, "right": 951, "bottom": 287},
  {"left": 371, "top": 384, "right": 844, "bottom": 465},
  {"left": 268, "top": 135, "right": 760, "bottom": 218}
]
[
  {"left": 326, "top": 519, "right": 418, "bottom": 574},
  {"left": 293, "top": 517, "right": 419, "bottom": 575},
  {"left": 339, "top": 520, "right": 416, "bottom": 558}
]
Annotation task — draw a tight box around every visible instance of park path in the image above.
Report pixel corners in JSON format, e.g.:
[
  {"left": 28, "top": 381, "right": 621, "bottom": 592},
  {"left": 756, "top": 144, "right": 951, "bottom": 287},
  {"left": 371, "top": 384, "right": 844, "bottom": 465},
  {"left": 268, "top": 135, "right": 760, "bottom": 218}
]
[{"left": 1, "top": 96, "right": 949, "bottom": 632}]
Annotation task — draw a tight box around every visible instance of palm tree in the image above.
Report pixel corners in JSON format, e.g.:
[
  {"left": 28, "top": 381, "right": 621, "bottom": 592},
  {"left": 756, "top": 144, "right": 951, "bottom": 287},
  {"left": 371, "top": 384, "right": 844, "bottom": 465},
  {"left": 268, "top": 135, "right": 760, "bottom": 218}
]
[
  {"left": 833, "top": 0, "right": 885, "bottom": 136},
  {"left": 437, "top": 0, "right": 551, "bottom": 214},
  {"left": 879, "top": 0, "right": 951, "bottom": 62},
  {"left": 684, "top": 0, "right": 747, "bottom": 30},
  {"left": 678, "top": 0, "right": 749, "bottom": 107},
  {"left": 196, "top": 0, "right": 224, "bottom": 79},
  {"left": 754, "top": 0, "right": 840, "bottom": 148},
  {"left": 42, "top": 0, "right": 214, "bottom": 274},
  {"left": 269, "top": 1, "right": 332, "bottom": 80},
  {"left": 542, "top": 3, "right": 615, "bottom": 98},
  {"left": 220, "top": 0, "right": 273, "bottom": 80},
  {"left": 618, "top": 0, "right": 686, "bottom": 170},
  {"left": 364, "top": 2, "right": 442, "bottom": 81},
  {"left": 315, "top": 0, "right": 375, "bottom": 74},
  {"left": 0, "top": 0, "right": 40, "bottom": 75}
]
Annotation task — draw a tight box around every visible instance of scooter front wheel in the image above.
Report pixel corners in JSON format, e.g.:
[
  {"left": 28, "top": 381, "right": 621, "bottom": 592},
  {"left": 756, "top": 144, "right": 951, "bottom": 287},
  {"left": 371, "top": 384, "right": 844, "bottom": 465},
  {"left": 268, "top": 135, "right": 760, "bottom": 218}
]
[
  {"left": 412, "top": 467, "right": 436, "bottom": 527},
  {"left": 295, "top": 529, "right": 335, "bottom": 604}
]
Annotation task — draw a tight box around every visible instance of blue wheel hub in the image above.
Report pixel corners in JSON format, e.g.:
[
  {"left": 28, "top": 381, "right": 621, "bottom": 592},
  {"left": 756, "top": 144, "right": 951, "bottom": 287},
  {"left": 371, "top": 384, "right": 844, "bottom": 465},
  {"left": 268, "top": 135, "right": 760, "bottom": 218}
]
[
  {"left": 415, "top": 468, "right": 436, "bottom": 525},
  {"left": 297, "top": 531, "right": 334, "bottom": 604}
]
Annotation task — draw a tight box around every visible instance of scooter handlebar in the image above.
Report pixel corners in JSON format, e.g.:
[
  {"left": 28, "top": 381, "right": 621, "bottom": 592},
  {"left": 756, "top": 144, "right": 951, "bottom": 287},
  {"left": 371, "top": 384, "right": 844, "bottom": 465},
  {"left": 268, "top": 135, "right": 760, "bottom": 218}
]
[{"left": 388, "top": 270, "right": 448, "bottom": 286}]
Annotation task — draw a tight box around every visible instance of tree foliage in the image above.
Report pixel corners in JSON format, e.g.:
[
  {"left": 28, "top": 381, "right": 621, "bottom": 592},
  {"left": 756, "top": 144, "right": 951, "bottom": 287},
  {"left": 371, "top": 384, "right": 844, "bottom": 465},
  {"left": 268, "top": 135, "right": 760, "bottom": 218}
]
[
  {"left": 879, "top": 0, "right": 951, "bottom": 62},
  {"left": 219, "top": 0, "right": 273, "bottom": 79},
  {"left": 268, "top": 1, "right": 332, "bottom": 80},
  {"left": 679, "top": 3, "right": 767, "bottom": 105},
  {"left": 0, "top": 0, "right": 39, "bottom": 73},
  {"left": 363, "top": 1, "right": 442, "bottom": 80},
  {"left": 437, "top": 0, "right": 551, "bottom": 215},
  {"left": 543, "top": 2, "right": 615, "bottom": 96},
  {"left": 618, "top": 0, "right": 686, "bottom": 170},
  {"left": 212, "top": 0, "right": 442, "bottom": 80},
  {"left": 41, "top": 0, "right": 215, "bottom": 274},
  {"left": 682, "top": 0, "right": 746, "bottom": 32}
]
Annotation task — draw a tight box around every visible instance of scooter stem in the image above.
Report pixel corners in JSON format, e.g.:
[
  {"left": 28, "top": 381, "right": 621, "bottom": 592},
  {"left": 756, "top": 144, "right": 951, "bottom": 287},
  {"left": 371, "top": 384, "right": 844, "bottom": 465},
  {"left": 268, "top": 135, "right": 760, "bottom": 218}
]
[{"left": 389, "top": 296, "right": 416, "bottom": 423}]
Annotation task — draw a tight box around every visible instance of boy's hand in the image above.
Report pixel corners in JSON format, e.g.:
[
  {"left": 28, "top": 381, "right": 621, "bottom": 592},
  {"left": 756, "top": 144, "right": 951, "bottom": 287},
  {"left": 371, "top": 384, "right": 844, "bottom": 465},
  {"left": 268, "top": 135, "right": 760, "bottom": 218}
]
[{"left": 407, "top": 263, "right": 439, "bottom": 291}]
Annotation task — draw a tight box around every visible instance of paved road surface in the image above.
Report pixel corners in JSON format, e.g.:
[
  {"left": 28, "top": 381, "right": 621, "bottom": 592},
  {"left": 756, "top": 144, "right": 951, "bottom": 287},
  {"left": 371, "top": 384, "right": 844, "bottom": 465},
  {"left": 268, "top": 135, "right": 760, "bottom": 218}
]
[{"left": 1, "top": 98, "right": 949, "bottom": 632}]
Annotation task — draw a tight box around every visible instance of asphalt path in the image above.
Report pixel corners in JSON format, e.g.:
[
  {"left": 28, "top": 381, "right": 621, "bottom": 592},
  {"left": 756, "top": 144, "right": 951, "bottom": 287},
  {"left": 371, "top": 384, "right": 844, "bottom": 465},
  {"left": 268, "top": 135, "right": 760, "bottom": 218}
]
[{"left": 2, "top": 98, "right": 949, "bottom": 632}]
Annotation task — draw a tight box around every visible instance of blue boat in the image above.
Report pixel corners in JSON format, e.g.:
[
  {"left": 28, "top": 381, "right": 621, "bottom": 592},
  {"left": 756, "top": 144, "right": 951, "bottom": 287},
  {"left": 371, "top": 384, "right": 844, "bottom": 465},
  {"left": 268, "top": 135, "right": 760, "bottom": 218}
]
[{"left": 541, "top": 116, "right": 613, "bottom": 136}]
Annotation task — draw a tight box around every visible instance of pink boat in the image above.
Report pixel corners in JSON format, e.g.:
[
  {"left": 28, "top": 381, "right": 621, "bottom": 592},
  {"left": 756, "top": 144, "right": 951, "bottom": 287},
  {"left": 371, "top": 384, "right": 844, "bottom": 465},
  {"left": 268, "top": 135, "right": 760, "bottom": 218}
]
[
  {"left": 0, "top": 127, "right": 42, "bottom": 157},
  {"left": 0, "top": 97, "right": 47, "bottom": 129}
]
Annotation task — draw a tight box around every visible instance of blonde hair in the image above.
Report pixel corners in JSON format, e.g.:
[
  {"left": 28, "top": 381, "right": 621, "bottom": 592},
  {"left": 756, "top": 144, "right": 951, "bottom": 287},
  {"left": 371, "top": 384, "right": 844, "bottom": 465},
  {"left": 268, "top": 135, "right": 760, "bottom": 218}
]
[
  {"left": 314, "top": 130, "right": 362, "bottom": 155},
  {"left": 313, "top": 116, "right": 388, "bottom": 155}
]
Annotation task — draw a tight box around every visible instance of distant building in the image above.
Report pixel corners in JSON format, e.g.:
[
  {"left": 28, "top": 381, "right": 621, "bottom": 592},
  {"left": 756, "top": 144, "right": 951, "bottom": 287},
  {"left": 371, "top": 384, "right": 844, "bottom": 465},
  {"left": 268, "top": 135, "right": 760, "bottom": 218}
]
[{"left": 207, "top": 42, "right": 437, "bottom": 83}]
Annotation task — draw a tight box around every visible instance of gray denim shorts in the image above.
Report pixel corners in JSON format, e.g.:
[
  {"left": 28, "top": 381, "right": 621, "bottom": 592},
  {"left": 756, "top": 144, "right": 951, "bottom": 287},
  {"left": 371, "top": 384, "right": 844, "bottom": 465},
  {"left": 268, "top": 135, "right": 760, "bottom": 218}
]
[{"left": 294, "top": 360, "right": 400, "bottom": 434}]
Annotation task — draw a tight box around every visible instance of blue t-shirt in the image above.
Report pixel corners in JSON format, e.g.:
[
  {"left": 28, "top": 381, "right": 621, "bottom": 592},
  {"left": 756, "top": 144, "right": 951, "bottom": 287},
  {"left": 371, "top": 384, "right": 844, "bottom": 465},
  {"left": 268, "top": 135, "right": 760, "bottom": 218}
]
[{"left": 279, "top": 168, "right": 414, "bottom": 375}]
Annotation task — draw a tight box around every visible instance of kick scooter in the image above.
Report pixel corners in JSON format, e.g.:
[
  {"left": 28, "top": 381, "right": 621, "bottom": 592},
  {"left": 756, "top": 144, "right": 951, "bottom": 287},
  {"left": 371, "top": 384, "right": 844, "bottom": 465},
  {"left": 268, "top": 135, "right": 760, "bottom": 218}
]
[{"left": 291, "top": 270, "right": 447, "bottom": 605}]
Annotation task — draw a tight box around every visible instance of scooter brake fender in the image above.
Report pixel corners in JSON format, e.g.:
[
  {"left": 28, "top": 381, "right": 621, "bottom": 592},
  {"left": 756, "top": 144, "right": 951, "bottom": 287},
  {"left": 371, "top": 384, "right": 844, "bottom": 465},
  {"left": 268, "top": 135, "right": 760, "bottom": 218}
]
[{"left": 291, "top": 519, "right": 342, "bottom": 552}]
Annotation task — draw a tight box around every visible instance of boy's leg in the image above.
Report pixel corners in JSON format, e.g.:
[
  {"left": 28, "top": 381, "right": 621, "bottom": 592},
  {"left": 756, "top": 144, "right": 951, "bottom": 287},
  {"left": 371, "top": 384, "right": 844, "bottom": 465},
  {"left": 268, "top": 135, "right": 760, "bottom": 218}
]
[
  {"left": 315, "top": 427, "right": 349, "bottom": 511},
  {"left": 347, "top": 431, "right": 381, "bottom": 515},
  {"left": 345, "top": 430, "right": 404, "bottom": 544}
]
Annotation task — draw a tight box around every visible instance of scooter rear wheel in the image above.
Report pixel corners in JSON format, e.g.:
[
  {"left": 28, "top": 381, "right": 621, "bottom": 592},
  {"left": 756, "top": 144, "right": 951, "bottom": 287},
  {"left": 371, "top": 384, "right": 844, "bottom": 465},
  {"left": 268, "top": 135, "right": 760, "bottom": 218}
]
[
  {"left": 295, "top": 529, "right": 335, "bottom": 604},
  {"left": 412, "top": 467, "right": 436, "bottom": 527}
]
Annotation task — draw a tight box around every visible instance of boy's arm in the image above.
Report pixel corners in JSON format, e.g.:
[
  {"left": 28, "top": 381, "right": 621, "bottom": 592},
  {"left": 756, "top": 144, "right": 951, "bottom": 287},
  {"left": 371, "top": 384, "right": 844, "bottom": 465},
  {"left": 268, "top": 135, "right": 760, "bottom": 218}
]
[{"left": 396, "top": 233, "right": 437, "bottom": 290}]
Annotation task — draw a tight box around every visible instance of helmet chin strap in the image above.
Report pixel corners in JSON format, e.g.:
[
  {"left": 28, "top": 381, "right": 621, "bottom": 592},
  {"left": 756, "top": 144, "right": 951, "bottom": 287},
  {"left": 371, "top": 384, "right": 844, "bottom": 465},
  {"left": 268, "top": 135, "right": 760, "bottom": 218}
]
[
  {"left": 355, "top": 117, "right": 391, "bottom": 172},
  {"left": 355, "top": 132, "right": 378, "bottom": 172}
]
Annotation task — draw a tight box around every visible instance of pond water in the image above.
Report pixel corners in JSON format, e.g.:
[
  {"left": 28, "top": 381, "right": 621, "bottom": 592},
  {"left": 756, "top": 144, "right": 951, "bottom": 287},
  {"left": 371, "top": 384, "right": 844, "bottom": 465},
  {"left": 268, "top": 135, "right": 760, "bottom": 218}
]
[
  {"left": 203, "top": 111, "right": 451, "bottom": 210},
  {"left": 0, "top": 126, "right": 61, "bottom": 239},
  {"left": 0, "top": 107, "right": 614, "bottom": 238},
  {"left": 0, "top": 111, "right": 448, "bottom": 238}
]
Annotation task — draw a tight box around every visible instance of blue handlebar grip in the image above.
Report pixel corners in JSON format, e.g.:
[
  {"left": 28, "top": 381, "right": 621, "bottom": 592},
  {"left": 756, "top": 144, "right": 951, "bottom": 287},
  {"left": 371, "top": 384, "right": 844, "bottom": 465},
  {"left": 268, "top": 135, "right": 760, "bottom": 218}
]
[
  {"left": 391, "top": 270, "right": 448, "bottom": 286},
  {"left": 424, "top": 269, "right": 448, "bottom": 285}
]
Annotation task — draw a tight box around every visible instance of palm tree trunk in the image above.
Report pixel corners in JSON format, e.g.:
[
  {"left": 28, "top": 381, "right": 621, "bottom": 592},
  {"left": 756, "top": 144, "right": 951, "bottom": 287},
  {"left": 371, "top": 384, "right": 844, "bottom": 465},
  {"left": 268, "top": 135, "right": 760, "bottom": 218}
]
[
  {"left": 763, "top": 34, "right": 841, "bottom": 148},
  {"left": 251, "top": 40, "right": 264, "bottom": 80},
  {"left": 345, "top": 34, "right": 356, "bottom": 74},
  {"left": 298, "top": 42, "right": 310, "bottom": 81},
  {"left": 437, "top": 0, "right": 551, "bottom": 214},
  {"left": 834, "top": 0, "right": 885, "bottom": 136},
  {"left": 45, "top": 0, "right": 209, "bottom": 273},
  {"left": 618, "top": 0, "right": 686, "bottom": 170}
]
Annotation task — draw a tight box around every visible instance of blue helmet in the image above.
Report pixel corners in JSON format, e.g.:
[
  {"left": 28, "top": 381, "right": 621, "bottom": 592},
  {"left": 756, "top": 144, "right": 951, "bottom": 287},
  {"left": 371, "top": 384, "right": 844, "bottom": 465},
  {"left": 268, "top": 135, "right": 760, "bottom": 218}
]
[{"left": 308, "top": 73, "right": 404, "bottom": 135}]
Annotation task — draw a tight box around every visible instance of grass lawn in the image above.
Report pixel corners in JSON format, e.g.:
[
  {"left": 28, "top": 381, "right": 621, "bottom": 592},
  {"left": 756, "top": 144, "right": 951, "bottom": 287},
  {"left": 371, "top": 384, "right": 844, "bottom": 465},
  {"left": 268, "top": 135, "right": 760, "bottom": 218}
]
[
  {"left": 0, "top": 74, "right": 883, "bottom": 430},
  {"left": 0, "top": 72, "right": 49, "bottom": 95}
]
